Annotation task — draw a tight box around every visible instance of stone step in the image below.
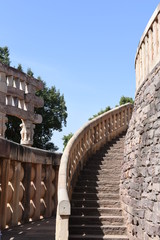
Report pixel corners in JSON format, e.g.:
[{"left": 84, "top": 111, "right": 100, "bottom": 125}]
[
  {"left": 69, "top": 133, "right": 128, "bottom": 239},
  {"left": 85, "top": 163, "right": 122, "bottom": 169},
  {"left": 72, "top": 193, "right": 120, "bottom": 200},
  {"left": 78, "top": 174, "right": 121, "bottom": 181},
  {"left": 81, "top": 169, "right": 121, "bottom": 175},
  {"left": 75, "top": 180, "right": 119, "bottom": 187},
  {"left": 73, "top": 185, "right": 120, "bottom": 194},
  {"left": 69, "top": 225, "right": 127, "bottom": 235},
  {"left": 69, "top": 215, "right": 125, "bottom": 225},
  {"left": 71, "top": 199, "right": 121, "bottom": 208},
  {"left": 90, "top": 155, "right": 123, "bottom": 161},
  {"left": 71, "top": 207, "right": 123, "bottom": 216},
  {"left": 69, "top": 234, "right": 129, "bottom": 240}
]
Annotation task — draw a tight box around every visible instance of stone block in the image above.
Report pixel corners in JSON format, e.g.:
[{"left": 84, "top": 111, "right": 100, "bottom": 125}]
[
  {"left": 145, "top": 221, "right": 156, "bottom": 236},
  {"left": 145, "top": 210, "right": 153, "bottom": 222}
]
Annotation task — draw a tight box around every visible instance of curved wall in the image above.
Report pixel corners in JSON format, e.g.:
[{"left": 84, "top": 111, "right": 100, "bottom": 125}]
[{"left": 121, "top": 61, "right": 160, "bottom": 239}]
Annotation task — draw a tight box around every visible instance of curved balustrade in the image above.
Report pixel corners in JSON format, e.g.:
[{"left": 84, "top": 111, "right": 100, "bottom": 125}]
[
  {"left": 56, "top": 103, "right": 133, "bottom": 240},
  {"left": 135, "top": 3, "right": 160, "bottom": 91}
]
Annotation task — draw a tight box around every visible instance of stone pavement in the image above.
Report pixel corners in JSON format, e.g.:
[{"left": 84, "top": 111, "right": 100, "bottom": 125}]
[{"left": 1, "top": 217, "right": 55, "bottom": 240}]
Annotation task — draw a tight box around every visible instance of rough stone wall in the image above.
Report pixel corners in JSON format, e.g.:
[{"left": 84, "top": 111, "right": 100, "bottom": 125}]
[{"left": 121, "top": 62, "right": 160, "bottom": 240}]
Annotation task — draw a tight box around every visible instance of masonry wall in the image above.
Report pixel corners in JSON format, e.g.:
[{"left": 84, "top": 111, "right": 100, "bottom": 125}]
[{"left": 121, "top": 61, "right": 160, "bottom": 240}]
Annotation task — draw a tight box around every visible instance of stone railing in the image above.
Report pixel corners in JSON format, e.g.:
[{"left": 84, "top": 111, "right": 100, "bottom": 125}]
[
  {"left": 135, "top": 3, "right": 160, "bottom": 91},
  {"left": 0, "top": 138, "right": 61, "bottom": 230},
  {"left": 56, "top": 103, "right": 133, "bottom": 240}
]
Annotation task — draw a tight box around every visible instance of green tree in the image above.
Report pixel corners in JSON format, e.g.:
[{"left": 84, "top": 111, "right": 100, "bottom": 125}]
[
  {"left": 17, "top": 64, "right": 23, "bottom": 72},
  {"left": 5, "top": 116, "right": 21, "bottom": 143},
  {"left": 0, "top": 46, "right": 10, "bottom": 65},
  {"left": 89, "top": 106, "right": 111, "bottom": 120},
  {"left": 33, "top": 81, "right": 68, "bottom": 151},
  {"left": 27, "top": 68, "right": 34, "bottom": 77},
  {"left": 119, "top": 96, "right": 134, "bottom": 105},
  {"left": 62, "top": 133, "right": 73, "bottom": 151}
]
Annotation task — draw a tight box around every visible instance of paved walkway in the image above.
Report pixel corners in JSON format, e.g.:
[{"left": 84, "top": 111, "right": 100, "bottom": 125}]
[{"left": 1, "top": 217, "right": 55, "bottom": 240}]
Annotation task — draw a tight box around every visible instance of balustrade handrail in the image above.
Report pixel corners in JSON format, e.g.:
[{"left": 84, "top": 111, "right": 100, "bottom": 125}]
[
  {"left": 56, "top": 103, "right": 133, "bottom": 240},
  {"left": 0, "top": 138, "right": 61, "bottom": 230},
  {"left": 135, "top": 3, "right": 160, "bottom": 91}
]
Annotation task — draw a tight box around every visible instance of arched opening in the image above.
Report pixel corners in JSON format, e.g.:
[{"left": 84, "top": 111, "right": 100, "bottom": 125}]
[{"left": 5, "top": 115, "right": 21, "bottom": 143}]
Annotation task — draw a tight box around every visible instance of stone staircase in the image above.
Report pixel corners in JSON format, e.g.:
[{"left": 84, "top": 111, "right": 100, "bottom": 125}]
[{"left": 69, "top": 133, "right": 129, "bottom": 240}]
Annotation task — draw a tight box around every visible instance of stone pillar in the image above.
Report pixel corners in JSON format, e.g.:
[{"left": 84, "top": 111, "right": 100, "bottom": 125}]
[
  {"left": 0, "top": 113, "right": 7, "bottom": 138},
  {"left": 20, "top": 120, "right": 35, "bottom": 146},
  {"left": 158, "top": 13, "right": 160, "bottom": 56},
  {"left": 0, "top": 72, "right": 7, "bottom": 137}
]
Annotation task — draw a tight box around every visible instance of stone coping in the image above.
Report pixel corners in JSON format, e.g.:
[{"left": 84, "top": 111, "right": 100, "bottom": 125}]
[{"left": 0, "top": 137, "right": 61, "bottom": 165}]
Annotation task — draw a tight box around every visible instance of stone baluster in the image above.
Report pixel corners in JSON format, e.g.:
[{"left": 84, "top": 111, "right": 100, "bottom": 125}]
[
  {"left": 33, "top": 164, "right": 42, "bottom": 220},
  {"left": 22, "top": 163, "right": 32, "bottom": 223},
  {"left": 158, "top": 13, "right": 160, "bottom": 55},
  {"left": 145, "top": 36, "right": 149, "bottom": 76},
  {"left": 44, "top": 165, "right": 53, "bottom": 218},
  {"left": 153, "top": 20, "right": 158, "bottom": 60},
  {"left": 11, "top": 162, "right": 21, "bottom": 226},
  {"left": 142, "top": 42, "right": 145, "bottom": 82},
  {"left": 148, "top": 29, "right": 153, "bottom": 72},
  {"left": 0, "top": 159, "right": 10, "bottom": 229}
]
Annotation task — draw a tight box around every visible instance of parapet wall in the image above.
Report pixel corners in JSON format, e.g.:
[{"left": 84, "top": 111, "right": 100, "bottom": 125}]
[
  {"left": 135, "top": 3, "right": 160, "bottom": 91},
  {"left": 121, "top": 60, "right": 160, "bottom": 239},
  {"left": 0, "top": 138, "right": 61, "bottom": 229}
]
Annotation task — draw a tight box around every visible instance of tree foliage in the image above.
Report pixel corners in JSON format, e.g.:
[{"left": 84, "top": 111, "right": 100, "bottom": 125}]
[
  {"left": 89, "top": 96, "right": 134, "bottom": 120},
  {"left": 27, "top": 68, "right": 34, "bottom": 77},
  {"left": 17, "top": 64, "right": 23, "bottom": 72},
  {"left": 0, "top": 46, "right": 10, "bottom": 65},
  {"left": 34, "top": 81, "right": 68, "bottom": 151},
  {"left": 89, "top": 106, "right": 111, "bottom": 120},
  {"left": 5, "top": 115, "right": 21, "bottom": 143},
  {"left": 62, "top": 132, "right": 73, "bottom": 150},
  {"left": 119, "top": 96, "right": 134, "bottom": 105}
]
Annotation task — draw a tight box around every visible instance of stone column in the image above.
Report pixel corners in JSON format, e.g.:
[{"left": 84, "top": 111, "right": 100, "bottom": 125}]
[
  {"left": 20, "top": 120, "right": 35, "bottom": 146},
  {"left": 0, "top": 72, "right": 7, "bottom": 137},
  {"left": 0, "top": 113, "right": 7, "bottom": 138}
]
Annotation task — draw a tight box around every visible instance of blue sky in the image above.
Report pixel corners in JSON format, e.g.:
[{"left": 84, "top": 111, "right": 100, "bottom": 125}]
[{"left": 1, "top": 0, "right": 160, "bottom": 151}]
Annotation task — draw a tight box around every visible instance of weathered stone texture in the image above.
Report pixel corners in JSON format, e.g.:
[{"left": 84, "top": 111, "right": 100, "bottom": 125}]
[{"left": 121, "top": 62, "right": 160, "bottom": 239}]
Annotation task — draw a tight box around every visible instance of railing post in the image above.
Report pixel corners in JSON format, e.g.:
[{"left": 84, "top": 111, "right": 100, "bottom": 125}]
[
  {"left": 11, "top": 161, "right": 21, "bottom": 226},
  {"left": 44, "top": 165, "right": 53, "bottom": 218},
  {"left": 33, "top": 163, "right": 42, "bottom": 220},
  {"left": 22, "top": 162, "right": 32, "bottom": 223}
]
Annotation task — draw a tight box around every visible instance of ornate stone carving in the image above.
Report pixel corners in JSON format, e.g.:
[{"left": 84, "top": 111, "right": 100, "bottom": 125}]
[
  {"left": 0, "top": 63, "right": 44, "bottom": 145},
  {"left": 20, "top": 120, "right": 35, "bottom": 146}
]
